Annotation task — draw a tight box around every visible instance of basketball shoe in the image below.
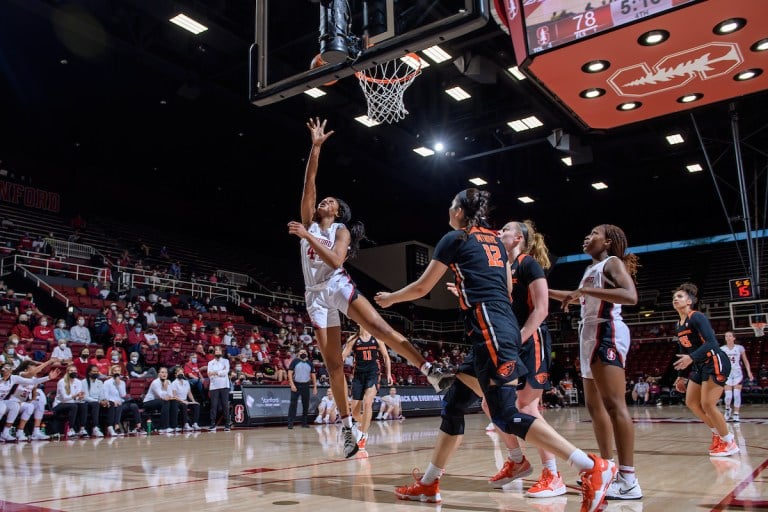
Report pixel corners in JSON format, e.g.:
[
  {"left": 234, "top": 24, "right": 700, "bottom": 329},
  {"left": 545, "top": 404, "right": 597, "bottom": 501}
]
[
  {"left": 341, "top": 426, "right": 359, "bottom": 458},
  {"left": 485, "top": 421, "right": 496, "bottom": 432},
  {"left": 579, "top": 454, "right": 616, "bottom": 512},
  {"left": 709, "top": 432, "right": 719, "bottom": 452},
  {"left": 724, "top": 408, "right": 732, "bottom": 421},
  {"left": 426, "top": 365, "right": 455, "bottom": 393},
  {"left": 357, "top": 432, "right": 368, "bottom": 450},
  {"left": 395, "top": 469, "right": 441, "bottom": 503},
  {"left": 526, "top": 468, "right": 566, "bottom": 498},
  {"left": 709, "top": 438, "right": 740, "bottom": 457},
  {"left": 606, "top": 473, "right": 643, "bottom": 500},
  {"left": 488, "top": 456, "right": 533, "bottom": 488}
]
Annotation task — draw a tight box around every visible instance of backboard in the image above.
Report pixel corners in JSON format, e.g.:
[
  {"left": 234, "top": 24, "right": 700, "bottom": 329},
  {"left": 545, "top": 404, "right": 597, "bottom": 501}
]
[
  {"left": 729, "top": 298, "right": 768, "bottom": 334},
  {"left": 249, "top": 0, "right": 489, "bottom": 106}
]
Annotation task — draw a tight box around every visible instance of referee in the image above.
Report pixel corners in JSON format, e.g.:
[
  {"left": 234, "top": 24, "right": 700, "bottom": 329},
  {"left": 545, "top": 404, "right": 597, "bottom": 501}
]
[{"left": 287, "top": 349, "right": 317, "bottom": 428}]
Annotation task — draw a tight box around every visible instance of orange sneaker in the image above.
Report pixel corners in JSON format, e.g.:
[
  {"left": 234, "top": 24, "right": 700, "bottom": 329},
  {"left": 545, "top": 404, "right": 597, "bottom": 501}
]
[
  {"left": 709, "top": 438, "right": 740, "bottom": 457},
  {"left": 579, "top": 454, "right": 616, "bottom": 512},
  {"left": 395, "top": 469, "right": 442, "bottom": 503},
  {"left": 526, "top": 468, "right": 567, "bottom": 497},
  {"left": 357, "top": 432, "right": 368, "bottom": 450},
  {"left": 488, "top": 456, "right": 533, "bottom": 488},
  {"left": 709, "top": 433, "right": 719, "bottom": 452}
]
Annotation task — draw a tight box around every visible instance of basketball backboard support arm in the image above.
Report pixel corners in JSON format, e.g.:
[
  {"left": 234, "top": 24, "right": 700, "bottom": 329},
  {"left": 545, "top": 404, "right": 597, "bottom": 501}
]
[{"left": 249, "top": 0, "right": 490, "bottom": 107}]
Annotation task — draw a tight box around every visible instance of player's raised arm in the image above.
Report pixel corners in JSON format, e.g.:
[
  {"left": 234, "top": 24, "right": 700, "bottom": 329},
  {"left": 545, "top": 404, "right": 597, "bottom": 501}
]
[{"left": 301, "top": 117, "right": 334, "bottom": 226}]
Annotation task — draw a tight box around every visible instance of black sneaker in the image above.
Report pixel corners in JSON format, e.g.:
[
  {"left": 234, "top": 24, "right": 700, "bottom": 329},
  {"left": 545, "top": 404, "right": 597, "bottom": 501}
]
[
  {"left": 342, "top": 426, "right": 359, "bottom": 458},
  {"left": 426, "top": 365, "right": 455, "bottom": 393},
  {"left": 223, "top": 426, "right": 231, "bottom": 432}
]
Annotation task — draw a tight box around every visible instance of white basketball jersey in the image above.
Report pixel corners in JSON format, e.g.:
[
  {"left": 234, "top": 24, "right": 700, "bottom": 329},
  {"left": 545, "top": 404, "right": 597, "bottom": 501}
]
[
  {"left": 301, "top": 222, "right": 345, "bottom": 290},
  {"left": 721, "top": 344, "right": 745, "bottom": 375},
  {"left": 578, "top": 256, "right": 624, "bottom": 324}
]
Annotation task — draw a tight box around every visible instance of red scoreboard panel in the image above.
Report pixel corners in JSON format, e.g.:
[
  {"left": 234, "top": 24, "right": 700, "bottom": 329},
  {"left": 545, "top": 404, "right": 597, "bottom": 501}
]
[{"left": 496, "top": 0, "right": 768, "bottom": 129}]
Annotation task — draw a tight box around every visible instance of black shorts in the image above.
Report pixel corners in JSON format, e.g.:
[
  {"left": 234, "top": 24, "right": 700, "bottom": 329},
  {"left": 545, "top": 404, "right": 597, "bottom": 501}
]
[
  {"left": 518, "top": 325, "right": 552, "bottom": 391},
  {"left": 464, "top": 301, "right": 527, "bottom": 392},
  {"left": 350, "top": 369, "right": 379, "bottom": 400},
  {"left": 689, "top": 350, "right": 731, "bottom": 387}
]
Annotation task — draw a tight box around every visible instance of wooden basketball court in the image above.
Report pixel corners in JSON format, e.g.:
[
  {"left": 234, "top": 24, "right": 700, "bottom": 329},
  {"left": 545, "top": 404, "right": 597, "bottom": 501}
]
[{"left": 1, "top": 404, "right": 765, "bottom": 511}]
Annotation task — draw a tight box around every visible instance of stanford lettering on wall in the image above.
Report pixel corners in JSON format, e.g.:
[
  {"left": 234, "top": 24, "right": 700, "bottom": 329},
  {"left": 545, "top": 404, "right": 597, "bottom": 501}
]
[{"left": 0, "top": 180, "right": 60, "bottom": 212}]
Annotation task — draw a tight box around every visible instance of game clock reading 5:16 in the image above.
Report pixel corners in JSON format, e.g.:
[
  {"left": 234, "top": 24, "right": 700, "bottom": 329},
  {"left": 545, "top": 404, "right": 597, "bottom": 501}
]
[
  {"left": 610, "top": 0, "right": 679, "bottom": 26},
  {"left": 729, "top": 278, "right": 754, "bottom": 300}
]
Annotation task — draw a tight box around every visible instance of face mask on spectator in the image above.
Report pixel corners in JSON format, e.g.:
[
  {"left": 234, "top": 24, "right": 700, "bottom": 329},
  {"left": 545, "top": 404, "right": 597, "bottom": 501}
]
[
  {"left": 130, "top": 357, "right": 138, "bottom": 364},
  {"left": 7, "top": 349, "right": 15, "bottom": 356},
  {"left": 190, "top": 357, "right": 197, "bottom": 363},
  {"left": 40, "top": 321, "right": 48, "bottom": 327},
  {"left": 58, "top": 322, "right": 65, "bottom": 328},
  {"left": 111, "top": 355, "right": 119, "bottom": 362}
]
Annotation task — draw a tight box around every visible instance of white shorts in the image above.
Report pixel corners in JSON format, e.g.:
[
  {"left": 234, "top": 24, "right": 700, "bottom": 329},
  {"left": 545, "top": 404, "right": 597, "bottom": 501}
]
[
  {"left": 579, "top": 319, "right": 630, "bottom": 380},
  {"left": 305, "top": 271, "right": 358, "bottom": 329},
  {"left": 725, "top": 369, "right": 744, "bottom": 387}
]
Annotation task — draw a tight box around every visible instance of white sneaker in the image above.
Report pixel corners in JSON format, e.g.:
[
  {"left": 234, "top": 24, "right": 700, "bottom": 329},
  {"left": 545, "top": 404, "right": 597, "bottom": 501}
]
[
  {"left": 107, "top": 426, "right": 117, "bottom": 437},
  {"left": 425, "top": 365, "right": 455, "bottom": 393},
  {"left": 606, "top": 473, "right": 643, "bottom": 500},
  {"left": 1, "top": 431, "right": 17, "bottom": 442},
  {"left": 183, "top": 423, "right": 193, "bottom": 432},
  {"left": 315, "top": 416, "right": 323, "bottom": 424},
  {"left": 66, "top": 429, "right": 77, "bottom": 438},
  {"left": 16, "top": 431, "right": 29, "bottom": 442},
  {"left": 92, "top": 427, "right": 104, "bottom": 438},
  {"left": 724, "top": 408, "right": 732, "bottom": 421},
  {"left": 486, "top": 422, "right": 496, "bottom": 432},
  {"left": 732, "top": 413, "right": 740, "bottom": 423},
  {"left": 30, "top": 431, "right": 50, "bottom": 441},
  {"left": 78, "top": 428, "right": 89, "bottom": 438},
  {"left": 191, "top": 423, "right": 201, "bottom": 431},
  {"left": 174, "top": 427, "right": 182, "bottom": 433}
]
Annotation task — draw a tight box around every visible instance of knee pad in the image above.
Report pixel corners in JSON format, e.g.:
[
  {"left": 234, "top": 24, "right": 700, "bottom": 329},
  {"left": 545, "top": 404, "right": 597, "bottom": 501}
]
[
  {"left": 439, "top": 379, "right": 476, "bottom": 436},
  {"left": 485, "top": 385, "right": 535, "bottom": 438}
]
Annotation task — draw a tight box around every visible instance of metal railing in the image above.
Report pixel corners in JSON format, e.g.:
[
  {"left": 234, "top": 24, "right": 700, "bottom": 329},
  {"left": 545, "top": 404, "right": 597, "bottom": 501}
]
[
  {"left": 44, "top": 238, "right": 95, "bottom": 259},
  {"left": 217, "top": 269, "right": 253, "bottom": 287}
]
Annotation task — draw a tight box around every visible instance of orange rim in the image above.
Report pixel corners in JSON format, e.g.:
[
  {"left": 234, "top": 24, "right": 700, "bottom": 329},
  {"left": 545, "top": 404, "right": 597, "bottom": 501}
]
[{"left": 355, "top": 53, "right": 422, "bottom": 84}]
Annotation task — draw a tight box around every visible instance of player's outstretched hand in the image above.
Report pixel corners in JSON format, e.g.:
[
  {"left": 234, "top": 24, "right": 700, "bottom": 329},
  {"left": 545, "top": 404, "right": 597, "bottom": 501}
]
[
  {"left": 288, "top": 221, "right": 309, "bottom": 239},
  {"left": 307, "top": 117, "right": 334, "bottom": 146}
]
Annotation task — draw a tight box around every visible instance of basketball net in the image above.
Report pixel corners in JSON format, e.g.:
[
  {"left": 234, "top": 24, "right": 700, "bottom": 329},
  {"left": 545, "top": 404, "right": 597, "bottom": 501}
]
[
  {"left": 750, "top": 322, "right": 766, "bottom": 337},
  {"left": 355, "top": 54, "right": 422, "bottom": 124}
]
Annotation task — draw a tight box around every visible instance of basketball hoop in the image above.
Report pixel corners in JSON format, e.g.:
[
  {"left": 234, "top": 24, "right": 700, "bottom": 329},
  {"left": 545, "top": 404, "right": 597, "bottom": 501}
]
[
  {"left": 355, "top": 53, "right": 422, "bottom": 124},
  {"left": 750, "top": 322, "right": 766, "bottom": 337}
]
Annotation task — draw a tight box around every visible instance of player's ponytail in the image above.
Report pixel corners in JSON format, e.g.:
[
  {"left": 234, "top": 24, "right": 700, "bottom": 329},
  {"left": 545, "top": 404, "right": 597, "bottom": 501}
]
[
  {"left": 456, "top": 188, "right": 492, "bottom": 239},
  {"left": 347, "top": 221, "right": 367, "bottom": 260},
  {"left": 334, "top": 197, "right": 369, "bottom": 260}
]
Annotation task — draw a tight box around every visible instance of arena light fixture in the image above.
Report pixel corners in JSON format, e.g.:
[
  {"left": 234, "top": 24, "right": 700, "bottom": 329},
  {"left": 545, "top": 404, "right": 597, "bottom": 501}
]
[
  {"left": 169, "top": 14, "right": 208, "bottom": 34},
  {"left": 354, "top": 115, "right": 380, "bottom": 127},
  {"left": 469, "top": 177, "right": 487, "bottom": 186},
  {"left": 591, "top": 181, "right": 608, "bottom": 190},
  {"left": 413, "top": 146, "right": 435, "bottom": 157},
  {"left": 303, "top": 88, "right": 326, "bottom": 98}
]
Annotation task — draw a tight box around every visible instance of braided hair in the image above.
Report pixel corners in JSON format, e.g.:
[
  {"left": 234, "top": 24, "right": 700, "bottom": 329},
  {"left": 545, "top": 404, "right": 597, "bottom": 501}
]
[
  {"left": 456, "top": 188, "right": 492, "bottom": 239},
  {"left": 601, "top": 224, "right": 639, "bottom": 280}
]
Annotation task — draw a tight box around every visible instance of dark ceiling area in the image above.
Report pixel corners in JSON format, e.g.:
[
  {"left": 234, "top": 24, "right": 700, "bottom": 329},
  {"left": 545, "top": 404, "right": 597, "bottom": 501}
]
[{"left": 0, "top": 0, "right": 766, "bottom": 270}]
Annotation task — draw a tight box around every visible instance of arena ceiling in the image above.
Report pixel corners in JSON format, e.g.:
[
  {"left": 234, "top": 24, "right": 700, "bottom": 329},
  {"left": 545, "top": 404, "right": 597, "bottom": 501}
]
[{"left": 0, "top": 0, "right": 766, "bottom": 268}]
